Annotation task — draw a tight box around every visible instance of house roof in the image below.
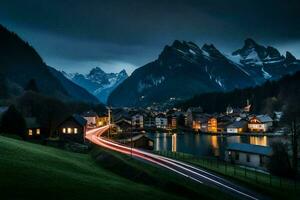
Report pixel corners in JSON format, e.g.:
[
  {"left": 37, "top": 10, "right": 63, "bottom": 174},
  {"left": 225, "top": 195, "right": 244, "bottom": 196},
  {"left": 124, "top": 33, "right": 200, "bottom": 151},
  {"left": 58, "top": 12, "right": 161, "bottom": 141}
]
[
  {"left": 227, "top": 120, "right": 248, "bottom": 128},
  {"left": 82, "top": 110, "right": 98, "bottom": 117},
  {"left": 25, "top": 117, "right": 40, "bottom": 128},
  {"left": 227, "top": 143, "right": 272, "bottom": 156},
  {"left": 257, "top": 115, "right": 273, "bottom": 123},
  {"left": 72, "top": 114, "right": 87, "bottom": 126}
]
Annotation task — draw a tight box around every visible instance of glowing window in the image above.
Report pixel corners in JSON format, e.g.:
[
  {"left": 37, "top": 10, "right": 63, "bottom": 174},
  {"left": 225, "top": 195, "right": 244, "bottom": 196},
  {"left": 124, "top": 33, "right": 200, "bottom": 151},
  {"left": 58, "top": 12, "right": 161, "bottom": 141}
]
[
  {"left": 74, "top": 128, "right": 78, "bottom": 134},
  {"left": 36, "top": 129, "right": 40, "bottom": 135},
  {"left": 28, "top": 129, "right": 33, "bottom": 136},
  {"left": 67, "top": 128, "right": 72, "bottom": 134},
  {"left": 62, "top": 128, "right": 66, "bottom": 133}
]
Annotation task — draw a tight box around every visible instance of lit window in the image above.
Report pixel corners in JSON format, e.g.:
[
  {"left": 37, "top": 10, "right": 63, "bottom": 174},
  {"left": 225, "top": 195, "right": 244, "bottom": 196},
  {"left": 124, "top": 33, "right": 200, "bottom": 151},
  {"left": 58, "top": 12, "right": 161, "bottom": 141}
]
[
  {"left": 36, "top": 129, "right": 40, "bottom": 135},
  {"left": 74, "top": 128, "right": 78, "bottom": 134},
  {"left": 28, "top": 129, "right": 33, "bottom": 136},
  {"left": 62, "top": 128, "right": 66, "bottom": 133},
  {"left": 67, "top": 128, "right": 72, "bottom": 134}
]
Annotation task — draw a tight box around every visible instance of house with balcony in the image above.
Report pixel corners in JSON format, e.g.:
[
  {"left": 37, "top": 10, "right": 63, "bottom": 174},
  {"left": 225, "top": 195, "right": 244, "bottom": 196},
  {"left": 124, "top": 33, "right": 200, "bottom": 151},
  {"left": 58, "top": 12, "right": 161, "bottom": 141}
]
[{"left": 248, "top": 115, "right": 273, "bottom": 132}]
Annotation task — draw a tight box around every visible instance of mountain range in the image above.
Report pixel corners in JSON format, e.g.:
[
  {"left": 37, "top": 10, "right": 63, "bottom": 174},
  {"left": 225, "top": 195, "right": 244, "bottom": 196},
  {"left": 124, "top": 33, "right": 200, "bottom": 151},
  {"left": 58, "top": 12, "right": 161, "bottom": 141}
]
[
  {"left": 108, "top": 39, "right": 300, "bottom": 107},
  {"left": 0, "top": 24, "right": 99, "bottom": 104},
  {"left": 62, "top": 67, "right": 128, "bottom": 103}
]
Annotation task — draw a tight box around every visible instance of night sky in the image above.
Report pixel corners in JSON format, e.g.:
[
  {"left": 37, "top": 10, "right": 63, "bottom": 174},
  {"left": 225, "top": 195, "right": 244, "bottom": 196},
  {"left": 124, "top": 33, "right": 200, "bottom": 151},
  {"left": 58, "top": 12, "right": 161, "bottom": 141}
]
[{"left": 0, "top": 0, "right": 299, "bottom": 74}]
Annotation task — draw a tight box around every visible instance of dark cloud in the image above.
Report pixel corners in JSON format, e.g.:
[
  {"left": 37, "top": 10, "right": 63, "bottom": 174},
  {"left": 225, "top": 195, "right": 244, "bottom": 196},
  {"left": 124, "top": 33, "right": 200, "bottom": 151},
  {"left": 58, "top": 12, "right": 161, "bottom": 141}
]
[{"left": 0, "top": 0, "right": 299, "bottom": 73}]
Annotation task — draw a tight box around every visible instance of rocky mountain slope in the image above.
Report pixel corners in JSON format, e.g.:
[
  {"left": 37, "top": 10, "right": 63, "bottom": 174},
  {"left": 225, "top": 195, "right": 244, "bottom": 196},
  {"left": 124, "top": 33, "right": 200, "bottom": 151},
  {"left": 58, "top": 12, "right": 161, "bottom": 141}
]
[
  {"left": 63, "top": 67, "right": 128, "bottom": 103},
  {"left": 108, "top": 39, "right": 300, "bottom": 107}
]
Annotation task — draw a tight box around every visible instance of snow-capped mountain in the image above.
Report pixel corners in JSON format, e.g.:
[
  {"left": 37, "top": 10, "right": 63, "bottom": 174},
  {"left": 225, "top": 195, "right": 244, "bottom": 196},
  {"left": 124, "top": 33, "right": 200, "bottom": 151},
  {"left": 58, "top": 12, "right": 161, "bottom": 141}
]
[
  {"left": 108, "top": 39, "right": 300, "bottom": 107},
  {"left": 63, "top": 67, "right": 128, "bottom": 104},
  {"left": 229, "top": 38, "right": 299, "bottom": 84}
]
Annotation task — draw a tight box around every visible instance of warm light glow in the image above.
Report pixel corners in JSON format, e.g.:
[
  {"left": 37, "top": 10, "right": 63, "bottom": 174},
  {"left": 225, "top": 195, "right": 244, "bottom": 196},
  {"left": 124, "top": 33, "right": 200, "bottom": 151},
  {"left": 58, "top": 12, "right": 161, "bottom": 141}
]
[
  {"left": 250, "top": 136, "right": 267, "bottom": 146},
  {"left": 172, "top": 134, "right": 177, "bottom": 152},
  {"left": 192, "top": 121, "right": 201, "bottom": 131},
  {"left": 74, "top": 128, "right": 78, "bottom": 134},
  {"left": 67, "top": 128, "right": 72, "bottom": 134},
  {"left": 208, "top": 118, "right": 217, "bottom": 133},
  {"left": 62, "top": 128, "right": 66, "bottom": 133},
  {"left": 36, "top": 129, "right": 40, "bottom": 135},
  {"left": 28, "top": 129, "right": 33, "bottom": 136}
]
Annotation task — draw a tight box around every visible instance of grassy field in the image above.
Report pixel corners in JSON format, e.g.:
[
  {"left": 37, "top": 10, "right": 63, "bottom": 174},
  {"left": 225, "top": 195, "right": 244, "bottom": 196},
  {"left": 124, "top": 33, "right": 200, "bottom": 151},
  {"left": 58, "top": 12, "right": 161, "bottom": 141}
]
[
  {"left": 0, "top": 135, "right": 232, "bottom": 200},
  {"left": 155, "top": 151, "right": 300, "bottom": 200}
]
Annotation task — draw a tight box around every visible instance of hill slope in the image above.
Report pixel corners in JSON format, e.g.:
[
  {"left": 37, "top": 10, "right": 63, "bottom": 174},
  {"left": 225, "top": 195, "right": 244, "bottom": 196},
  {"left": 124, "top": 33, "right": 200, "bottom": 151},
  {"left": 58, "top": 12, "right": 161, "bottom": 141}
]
[{"left": 0, "top": 24, "right": 98, "bottom": 104}]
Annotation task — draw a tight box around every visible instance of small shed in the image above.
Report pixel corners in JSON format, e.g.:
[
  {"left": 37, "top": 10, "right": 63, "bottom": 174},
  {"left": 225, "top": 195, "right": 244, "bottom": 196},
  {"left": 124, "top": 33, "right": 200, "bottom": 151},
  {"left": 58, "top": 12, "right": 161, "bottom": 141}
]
[{"left": 118, "top": 134, "right": 154, "bottom": 150}]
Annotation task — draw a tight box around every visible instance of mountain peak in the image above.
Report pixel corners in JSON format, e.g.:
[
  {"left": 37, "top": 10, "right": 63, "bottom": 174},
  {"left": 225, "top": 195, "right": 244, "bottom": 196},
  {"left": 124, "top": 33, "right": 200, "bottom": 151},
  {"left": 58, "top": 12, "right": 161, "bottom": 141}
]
[
  {"left": 286, "top": 51, "right": 296, "bottom": 63},
  {"left": 244, "top": 38, "right": 258, "bottom": 48},
  {"left": 89, "top": 67, "right": 105, "bottom": 75}
]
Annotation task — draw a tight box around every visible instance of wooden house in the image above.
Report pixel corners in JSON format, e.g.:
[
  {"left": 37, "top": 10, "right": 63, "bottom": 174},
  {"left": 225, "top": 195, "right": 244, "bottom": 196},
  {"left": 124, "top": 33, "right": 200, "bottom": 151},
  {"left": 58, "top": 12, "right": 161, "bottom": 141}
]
[
  {"left": 82, "top": 111, "right": 98, "bottom": 127},
  {"left": 118, "top": 134, "right": 154, "bottom": 150},
  {"left": 25, "top": 117, "right": 42, "bottom": 139},
  {"left": 248, "top": 115, "right": 273, "bottom": 132},
  {"left": 56, "top": 114, "right": 87, "bottom": 143}
]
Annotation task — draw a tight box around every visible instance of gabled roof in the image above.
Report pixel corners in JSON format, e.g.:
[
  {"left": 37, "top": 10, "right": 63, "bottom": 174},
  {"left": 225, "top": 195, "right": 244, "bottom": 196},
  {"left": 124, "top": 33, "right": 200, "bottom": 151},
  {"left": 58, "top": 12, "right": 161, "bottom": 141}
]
[
  {"left": 227, "top": 143, "right": 272, "bottom": 156},
  {"left": 72, "top": 114, "right": 87, "bottom": 126},
  {"left": 82, "top": 110, "right": 98, "bottom": 117},
  {"left": 25, "top": 117, "right": 40, "bottom": 128},
  {"left": 257, "top": 115, "right": 273, "bottom": 123},
  {"left": 227, "top": 120, "right": 248, "bottom": 128},
  {"left": 249, "top": 115, "right": 273, "bottom": 123}
]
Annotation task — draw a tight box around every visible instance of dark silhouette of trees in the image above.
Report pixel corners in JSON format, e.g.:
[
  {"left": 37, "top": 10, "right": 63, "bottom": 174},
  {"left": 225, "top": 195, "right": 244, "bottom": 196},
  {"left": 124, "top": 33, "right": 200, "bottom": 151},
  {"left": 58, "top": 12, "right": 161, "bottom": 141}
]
[
  {"left": 268, "top": 141, "right": 293, "bottom": 177},
  {"left": 0, "top": 73, "right": 8, "bottom": 98},
  {"left": 0, "top": 105, "right": 27, "bottom": 139},
  {"left": 24, "top": 79, "right": 39, "bottom": 93}
]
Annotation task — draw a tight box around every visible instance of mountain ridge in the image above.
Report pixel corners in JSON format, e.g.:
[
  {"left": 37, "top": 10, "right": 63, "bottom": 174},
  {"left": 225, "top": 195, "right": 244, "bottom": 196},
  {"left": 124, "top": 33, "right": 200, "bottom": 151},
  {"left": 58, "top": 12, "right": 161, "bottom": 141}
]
[{"left": 108, "top": 39, "right": 300, "bottom": 107}]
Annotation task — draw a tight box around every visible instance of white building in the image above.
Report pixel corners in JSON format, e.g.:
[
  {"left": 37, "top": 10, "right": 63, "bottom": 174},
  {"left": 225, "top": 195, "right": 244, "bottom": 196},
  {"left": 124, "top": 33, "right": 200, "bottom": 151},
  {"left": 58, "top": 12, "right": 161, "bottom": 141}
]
[
  {"left": 155, "top": 113, "right": 168, "bottom": 129},
  {"left": 132, "top": 113, "right": 144, "bottom": 128}
]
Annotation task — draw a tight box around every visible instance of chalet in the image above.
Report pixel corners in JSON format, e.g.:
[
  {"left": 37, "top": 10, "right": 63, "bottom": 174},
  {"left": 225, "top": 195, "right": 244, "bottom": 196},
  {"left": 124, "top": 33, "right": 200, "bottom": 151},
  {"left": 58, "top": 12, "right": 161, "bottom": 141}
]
[
  {"left": 82, "top": 111, "right": 98, "bottom": 127},
  {"left": 115, "top": 116, "right": 132, "bottom": 133},
  {"left": 225, "top": 143, "right": 272, "bottom": 170},
  {"left": 118, "top": 134, "right": 154, "bottom": 150},
  {"left": 25, "top": 117, "right": 42, "bottom": 138},
  {"left": 56, "top": 114, "right": 87, "bottom": 143},
  {"left": 155, "top": 113, "right": 168, "bottom": 129},
  {"left": 132, "top": 113, "right": 144, "bottom": 129},
  {"left": 167, "top": 114, "right": 177, "bottom": 129},
  {"left": 144, "top": 113, "right": 156, "bottom": 129},
  {"left": 216, "top": 115, "right": 233, "bottom": 132},
  {"left": 226, "top": 120, "right": 248, "bottom": 133},
  {"left": 207, "top": 117, "right": 218, "bottom": 133},
  {"left": 97, "top": 113, "right": 109, "bottom": 127},
  {"left": 248, "top": 115, "right": 273, "bottom": 132},
  {"left": 186, "top": 107, "right": 203, "bottom": 128}
]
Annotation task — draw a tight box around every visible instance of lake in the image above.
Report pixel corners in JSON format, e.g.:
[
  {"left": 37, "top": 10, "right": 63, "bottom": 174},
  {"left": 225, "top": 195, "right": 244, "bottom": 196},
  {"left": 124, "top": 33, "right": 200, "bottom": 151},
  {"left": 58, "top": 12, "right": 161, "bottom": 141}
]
[{"left": 147, "top": 132, "right": 285, "bottom": 159}]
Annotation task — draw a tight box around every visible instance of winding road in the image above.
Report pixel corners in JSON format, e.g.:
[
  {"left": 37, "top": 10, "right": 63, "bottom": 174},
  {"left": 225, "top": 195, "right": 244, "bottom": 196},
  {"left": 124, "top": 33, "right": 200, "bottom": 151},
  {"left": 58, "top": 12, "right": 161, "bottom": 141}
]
[{"left": 86, "top": 125, "right": 268, "bottom": 200}]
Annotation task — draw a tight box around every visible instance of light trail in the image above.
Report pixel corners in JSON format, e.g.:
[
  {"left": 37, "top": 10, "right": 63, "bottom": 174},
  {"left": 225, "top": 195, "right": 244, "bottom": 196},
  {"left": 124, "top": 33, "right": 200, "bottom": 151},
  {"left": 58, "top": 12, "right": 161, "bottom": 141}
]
[{"left": 85, "top": 126, "right": 263, "bottom": 200}]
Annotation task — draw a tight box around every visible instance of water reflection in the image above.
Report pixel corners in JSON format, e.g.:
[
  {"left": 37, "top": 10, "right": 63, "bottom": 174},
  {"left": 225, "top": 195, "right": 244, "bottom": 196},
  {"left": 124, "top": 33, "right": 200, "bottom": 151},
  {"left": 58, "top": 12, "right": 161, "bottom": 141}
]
[
  {"left": 148, "top": 132, "right": 277, "bottom": 159},
  {"left": 172, "top": 134, "right": 177, "bottom": 152},
  {"left": 249, "top": 136, "right": 267, "bottom": 146},
  {"left": 211, "top": 136, "right": 219, "bottom": 156}
]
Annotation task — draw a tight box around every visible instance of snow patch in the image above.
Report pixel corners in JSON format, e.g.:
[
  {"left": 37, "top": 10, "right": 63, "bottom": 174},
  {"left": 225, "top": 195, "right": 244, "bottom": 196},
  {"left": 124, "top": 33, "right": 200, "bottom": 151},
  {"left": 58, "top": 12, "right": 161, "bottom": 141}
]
[{"left": 261, "top": 67, "right": 272, "bottom": 79}]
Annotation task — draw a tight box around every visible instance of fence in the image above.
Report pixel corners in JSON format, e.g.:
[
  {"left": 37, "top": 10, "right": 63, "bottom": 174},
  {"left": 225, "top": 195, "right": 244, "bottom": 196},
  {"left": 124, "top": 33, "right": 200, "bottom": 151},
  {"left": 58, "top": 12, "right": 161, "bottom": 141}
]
[{"left": 155, "top": 150, "right": 299, "bottom": 191}]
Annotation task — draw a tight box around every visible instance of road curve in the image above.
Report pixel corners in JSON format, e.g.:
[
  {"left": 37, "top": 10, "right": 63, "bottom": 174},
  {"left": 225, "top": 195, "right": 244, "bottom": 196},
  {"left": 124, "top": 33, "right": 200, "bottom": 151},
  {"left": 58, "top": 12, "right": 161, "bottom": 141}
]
[{"left": 86, "top": 126, "right": 268, "bottom": 200}]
